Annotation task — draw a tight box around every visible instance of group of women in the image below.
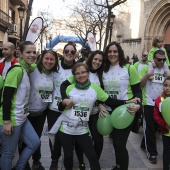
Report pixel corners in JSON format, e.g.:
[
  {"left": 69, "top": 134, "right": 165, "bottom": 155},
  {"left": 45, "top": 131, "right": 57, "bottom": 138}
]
[{"left": 0, "top": 40, "right": 142, "bottom": 170}]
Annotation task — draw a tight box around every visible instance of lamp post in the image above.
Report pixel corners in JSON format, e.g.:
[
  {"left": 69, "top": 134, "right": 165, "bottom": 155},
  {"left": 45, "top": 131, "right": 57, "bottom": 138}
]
[
  {"left": 17, "top": 6, "right": 26, "bottom": 41},
  {"left": 109, "top": 12, "right": 115, "bottom": 43}
]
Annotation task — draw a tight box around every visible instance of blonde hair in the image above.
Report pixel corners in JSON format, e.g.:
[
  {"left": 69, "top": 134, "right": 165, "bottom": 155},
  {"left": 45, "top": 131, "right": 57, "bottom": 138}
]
[{"left": 152, "top": 36, "right": 163, "bottom": 47}]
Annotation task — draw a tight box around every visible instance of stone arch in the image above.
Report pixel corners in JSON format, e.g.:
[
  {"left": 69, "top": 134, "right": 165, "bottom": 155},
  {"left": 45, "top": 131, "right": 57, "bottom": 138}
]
[{"left": 144, "top": 0, "right": 170, "bottom": 50}]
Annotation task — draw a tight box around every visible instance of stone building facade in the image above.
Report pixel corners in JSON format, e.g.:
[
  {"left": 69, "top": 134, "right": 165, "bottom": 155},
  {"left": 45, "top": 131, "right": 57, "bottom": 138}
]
[{"left": 115, "top": 0, "right": 170, "bottom": 60}]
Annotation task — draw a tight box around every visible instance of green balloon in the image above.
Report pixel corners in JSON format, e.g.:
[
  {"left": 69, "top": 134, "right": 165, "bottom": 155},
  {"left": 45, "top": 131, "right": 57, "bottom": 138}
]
[
  {"left": 0, "top": 76, "right": 3, "bottom": 89},
  {"left": 111, "top": 103, "right": 135, "bottom": 129},
  {"left": 97, "top": 112, "right": 113, "bottom": 136},
  {"left": 161, "top": 97, "right": 170, "bottom": 125}
]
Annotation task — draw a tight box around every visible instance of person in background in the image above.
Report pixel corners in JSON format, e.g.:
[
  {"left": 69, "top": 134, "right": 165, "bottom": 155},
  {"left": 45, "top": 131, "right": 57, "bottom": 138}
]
[
  {"left": 0, "top": 41, "right": 40, "bottom": 170},
  {"left": 103, "top": 41, "right": 142, "bottom": 170},
  {"left": 140, "top": 50, "right": 170, "bottom": 164},
  {"left": 148, "top": 36, "right": 170, "bottom": 77},
  {"left": 78, "top": 45, "right": 91, "bottom": 63},
  {"left": 154, "top": 76, "right": 170, "bottom": 170},
  {"left": 14, "top": 46, "right": 20, "bottom": 59},
  {"left": 134, "top": 50, "right": 148, "bottom": 73},
  {"left": 132, "top": 53, "right": 139, "bottom": 64},
  {"left": 1, "top": 42, "right": 18, "bottom": 78},
  {"left": 47, "top": 42, "right": 76, "bottom": 170}
]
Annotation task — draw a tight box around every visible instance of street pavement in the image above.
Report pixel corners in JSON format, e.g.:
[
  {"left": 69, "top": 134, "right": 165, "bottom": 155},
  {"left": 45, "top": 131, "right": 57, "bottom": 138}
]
[{"left": 13, "top": 125, "right": 163, "bottom": 170}]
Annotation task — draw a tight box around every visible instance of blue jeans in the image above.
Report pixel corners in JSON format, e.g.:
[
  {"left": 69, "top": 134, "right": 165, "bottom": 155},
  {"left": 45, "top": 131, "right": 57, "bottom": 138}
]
[{"left": 0, "top": 118, "right": 40, "bottom": 170}]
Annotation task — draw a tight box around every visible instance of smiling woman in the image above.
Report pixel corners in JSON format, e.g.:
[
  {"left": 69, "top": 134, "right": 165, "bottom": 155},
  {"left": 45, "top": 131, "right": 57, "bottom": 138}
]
[{"left": 0, "top": 41, "right": 40, "bottom": 170}]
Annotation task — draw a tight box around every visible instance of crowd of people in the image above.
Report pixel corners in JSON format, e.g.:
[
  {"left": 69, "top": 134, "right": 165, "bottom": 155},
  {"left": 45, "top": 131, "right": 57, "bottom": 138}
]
[{"left": 0, "top": 35, "right": 169, "bottom": 170}]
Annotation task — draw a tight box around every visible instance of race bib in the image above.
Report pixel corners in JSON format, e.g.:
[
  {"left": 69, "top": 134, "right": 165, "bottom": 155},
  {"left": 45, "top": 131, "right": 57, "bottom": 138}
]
[
  {"left": 107, "top": 90, "right": 119, "bottom": 99},
  {"left": 152, "top": 73, "right": 164, "bottom": 84},
  {"left": 51, "top": 96, "right": 62, "bottom": 109},
  {"left": 39, "top": 90, "right": 52, "bottom": 102},
  {"left": 71, "top": 106, "right": 90, "bottom": 121}
]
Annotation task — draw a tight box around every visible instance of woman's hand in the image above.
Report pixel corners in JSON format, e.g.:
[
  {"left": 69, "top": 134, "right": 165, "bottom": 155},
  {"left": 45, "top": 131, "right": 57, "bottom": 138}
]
[
  {"left": 127, "top": 104, "right": 140, "bottom": 115},
  {"left": 99, "top": 104, "right": 109, "bottom": 117},
  {"left": 3, "top": 121, "right": 13, "bottom": 135},
  {"left": 62, "top": 99, "right": 75, "bottom": 109},
  {"left": 126, "top": 97, "right": 141, "bottom": 104}
]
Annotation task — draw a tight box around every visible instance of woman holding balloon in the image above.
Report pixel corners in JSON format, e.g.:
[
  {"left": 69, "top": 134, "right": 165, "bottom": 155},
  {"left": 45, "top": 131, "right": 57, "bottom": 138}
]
[
  {"left": 52, "top": 62, "right": 139, "bottom": 170},
  {"left": 103, "top": 41, "right": 142, "bottom": 170},
  {"left": 154, "top": 76, "right": 170, "bottom": 170}
]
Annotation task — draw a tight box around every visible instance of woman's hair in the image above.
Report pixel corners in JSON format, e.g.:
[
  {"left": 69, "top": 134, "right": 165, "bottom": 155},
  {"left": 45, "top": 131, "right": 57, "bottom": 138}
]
[
  {"left": 86, "top": 50, "right": 105, "bottom": 88},
  {"left": 104, "top": 41, "right": 127, "bottom": 72},
  {"left": 72, "top": 62, "right": 89, "bottom": 75},
  {"left": 164, "top": 76, "right": 170, "bottom": 84},
  {"left": 37, "top": 49, "right": 59, "bottom": 73},
  {"left": 152, "top": 36, "right": 163, "bottom": 47},
  {"left": 63, "top": 42, "right": 77, "bottom": 52},
  {"left": 19, "top": 41, "right": 34, "bottom": 53}
]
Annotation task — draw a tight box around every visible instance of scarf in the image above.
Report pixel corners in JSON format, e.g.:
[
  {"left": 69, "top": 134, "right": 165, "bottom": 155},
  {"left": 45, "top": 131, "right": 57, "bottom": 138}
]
[
  {"left": 19, "top": 59, "right": 34, "bottom": 75},
  {"left": 42, "top": 66, "right": 52, "bottom": 75},
  {"left": 75, "top": 79, "right": 91, "bottom": 90}
]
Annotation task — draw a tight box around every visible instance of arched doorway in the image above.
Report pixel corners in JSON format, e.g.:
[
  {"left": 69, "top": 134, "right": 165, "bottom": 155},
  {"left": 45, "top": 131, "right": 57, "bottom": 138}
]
[{"left": 144, "top": 0, "right": 170, "bottom": 52}]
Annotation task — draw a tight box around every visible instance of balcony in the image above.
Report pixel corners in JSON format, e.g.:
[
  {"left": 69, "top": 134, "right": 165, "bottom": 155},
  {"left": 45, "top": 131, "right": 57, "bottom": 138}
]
[
  {"left": 10, "top": 0, "right": 25, "bottom": 6},
  {"left": 0, "top": 10, "right": 13, "bottom": 32}
]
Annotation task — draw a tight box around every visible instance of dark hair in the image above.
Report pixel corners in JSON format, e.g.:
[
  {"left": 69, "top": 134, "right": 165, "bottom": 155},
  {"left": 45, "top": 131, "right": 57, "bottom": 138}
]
[
  {"left": 19, "top": 41, "right": 34, "bottom": 53},
  {"left": 164, "top": 76, "right": 170, "bottom": 84},
  {"left": 37, "top": 49, "right": 59, "bottom": 73},
  {"left": 86, "top": 50, "right": 105, "bottom": 88},
  {"left": 63, "top": 42, "right": 77, "bottom": 52},
  {"left": 104, "top": 41, "right": 127, "bottom": 72},
  {"left": 72, "top": 62, "right": 89, "bottom": 75},
  {"left": 153, "top": 49, "right": 165, "bottom": 58}
]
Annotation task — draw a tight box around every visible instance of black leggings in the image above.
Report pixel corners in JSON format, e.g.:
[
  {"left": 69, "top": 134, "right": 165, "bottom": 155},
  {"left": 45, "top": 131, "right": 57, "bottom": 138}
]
[
  {"left": 58, "top": 131, "right": 101, "bottom": 170},
  {"left": 75, "top": 113, "right": 103, "bottom": 164},
  {"left": 111, "top": 122, "right": 133, "bottom": 170}
]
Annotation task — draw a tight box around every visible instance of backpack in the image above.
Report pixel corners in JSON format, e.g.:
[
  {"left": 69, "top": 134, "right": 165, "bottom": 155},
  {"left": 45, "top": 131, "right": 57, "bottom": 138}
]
[{"left": 0, "top": 65, "right": 23, "bottom": 104}]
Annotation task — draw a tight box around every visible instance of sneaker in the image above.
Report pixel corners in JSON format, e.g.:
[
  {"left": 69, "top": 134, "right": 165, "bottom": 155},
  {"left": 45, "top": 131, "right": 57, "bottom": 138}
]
[
  {"left": 49, "top": 160, "right": 58, "bottom": 170},
  {"left": 148, "top": 156, "right": 157, "bottom": 164},
  {"left": 25, "top": 162, "right": 31, "bottom": 170},
  {"left": 78, "top": 163, "right": 85, "bottom": 170},
  {"left": 32, "top": 161, "right": 45, "bottom": 170}
]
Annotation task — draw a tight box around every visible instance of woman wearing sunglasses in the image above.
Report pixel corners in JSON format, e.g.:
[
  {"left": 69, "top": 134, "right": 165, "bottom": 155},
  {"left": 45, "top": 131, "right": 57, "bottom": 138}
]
[
  {"left": 0, "top": 41, "right": 40, "bottom": 170},
  {"left": 47, "top": 42, "right": 76, "bottom": 170}
]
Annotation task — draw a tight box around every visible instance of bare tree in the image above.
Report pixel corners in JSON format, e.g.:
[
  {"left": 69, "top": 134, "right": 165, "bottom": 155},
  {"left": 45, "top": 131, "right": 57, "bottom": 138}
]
[
  {"left": 65, "top": 0, "right": 107, "bottom": 50},
  {"left": 94, "top": 0, "right": 127, "bottom": 49}
]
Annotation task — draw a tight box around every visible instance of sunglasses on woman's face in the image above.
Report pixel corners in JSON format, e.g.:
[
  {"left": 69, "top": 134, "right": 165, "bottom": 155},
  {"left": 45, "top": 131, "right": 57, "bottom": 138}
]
[{"left": 64, "top": 49, "right": 76, "bottom": 55}]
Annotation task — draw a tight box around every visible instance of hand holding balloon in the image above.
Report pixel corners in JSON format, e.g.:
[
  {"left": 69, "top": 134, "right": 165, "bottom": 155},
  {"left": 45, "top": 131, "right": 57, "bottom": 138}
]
[
  {"left": 99, "top": 104, "right": 109, "bottom": 118},
  {"left": 127, "top": 104, "right": 140, "bottom": 115}
]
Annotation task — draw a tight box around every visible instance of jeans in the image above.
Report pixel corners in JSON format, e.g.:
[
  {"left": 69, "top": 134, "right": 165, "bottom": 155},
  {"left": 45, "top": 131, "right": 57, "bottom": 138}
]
[{"left": 0, "top": 118, "right": 40, "bottom": 170}]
